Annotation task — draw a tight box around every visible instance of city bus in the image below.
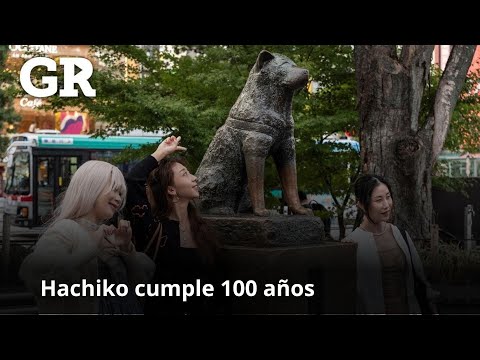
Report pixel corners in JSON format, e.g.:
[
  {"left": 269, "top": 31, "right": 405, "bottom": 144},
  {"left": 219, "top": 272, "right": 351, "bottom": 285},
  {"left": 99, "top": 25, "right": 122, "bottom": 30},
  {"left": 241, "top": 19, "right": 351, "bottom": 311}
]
[{"left": 3, "top": 134, "right": 162, "bottom": 227}]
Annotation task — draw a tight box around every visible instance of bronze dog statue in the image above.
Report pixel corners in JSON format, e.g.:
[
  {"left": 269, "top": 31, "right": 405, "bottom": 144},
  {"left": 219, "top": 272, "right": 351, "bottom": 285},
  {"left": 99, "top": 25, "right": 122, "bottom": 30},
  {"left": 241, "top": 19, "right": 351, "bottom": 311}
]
[{"left": 196, "top": 50, "right": 310, "bottom": 216}]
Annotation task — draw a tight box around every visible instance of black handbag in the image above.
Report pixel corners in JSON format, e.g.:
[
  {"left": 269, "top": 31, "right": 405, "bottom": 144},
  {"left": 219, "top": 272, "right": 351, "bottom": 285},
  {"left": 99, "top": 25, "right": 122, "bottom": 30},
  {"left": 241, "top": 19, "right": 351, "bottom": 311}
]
[{"left": 399, "top": 228, "right": 436, "bottom": 315}]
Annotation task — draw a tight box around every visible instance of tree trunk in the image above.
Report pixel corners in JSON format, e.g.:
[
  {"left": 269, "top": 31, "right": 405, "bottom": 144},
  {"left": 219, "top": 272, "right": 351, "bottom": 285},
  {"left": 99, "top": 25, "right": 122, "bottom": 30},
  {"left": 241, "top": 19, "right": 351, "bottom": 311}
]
[
  {"left": 338, "top": 211, "right": 346, "bottom": 240},
  {"left": 354, "top": 45, "right": 476, "bottom": 240}
]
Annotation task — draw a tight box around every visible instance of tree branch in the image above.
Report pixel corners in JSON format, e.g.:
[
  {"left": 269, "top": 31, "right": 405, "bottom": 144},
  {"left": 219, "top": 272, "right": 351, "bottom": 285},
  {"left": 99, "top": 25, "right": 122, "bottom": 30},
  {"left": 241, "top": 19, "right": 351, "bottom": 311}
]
[
  {"left": 429, "top": 45, "right": 476, "bottom": 161},
  {"left": 400, "top": 45, "right": 434, "bottom": 132}
]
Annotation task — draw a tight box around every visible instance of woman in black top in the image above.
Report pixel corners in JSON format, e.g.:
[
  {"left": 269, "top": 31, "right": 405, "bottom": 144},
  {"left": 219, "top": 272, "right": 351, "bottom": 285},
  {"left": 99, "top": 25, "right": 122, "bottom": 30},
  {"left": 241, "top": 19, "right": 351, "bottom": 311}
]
[{"left": 125, "top": 136, "right": 220, "bottom": 315}]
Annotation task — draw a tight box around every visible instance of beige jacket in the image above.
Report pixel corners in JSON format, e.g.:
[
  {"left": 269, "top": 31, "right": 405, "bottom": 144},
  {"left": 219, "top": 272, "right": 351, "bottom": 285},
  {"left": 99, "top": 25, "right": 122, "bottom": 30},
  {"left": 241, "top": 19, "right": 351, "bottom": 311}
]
[
  {"left": 344, "top": 224, "right": 430, "bottom": 314},
  {"left": 19, "top": 219, "right": 155, "bottom": 314}
]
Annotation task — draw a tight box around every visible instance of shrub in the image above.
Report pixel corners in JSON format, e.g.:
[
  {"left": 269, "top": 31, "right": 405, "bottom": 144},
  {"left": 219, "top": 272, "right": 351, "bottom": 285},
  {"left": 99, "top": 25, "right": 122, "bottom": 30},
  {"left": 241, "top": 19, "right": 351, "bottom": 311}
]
[{"left": 416, "top": 240, "right": 480, "bottom": 283}]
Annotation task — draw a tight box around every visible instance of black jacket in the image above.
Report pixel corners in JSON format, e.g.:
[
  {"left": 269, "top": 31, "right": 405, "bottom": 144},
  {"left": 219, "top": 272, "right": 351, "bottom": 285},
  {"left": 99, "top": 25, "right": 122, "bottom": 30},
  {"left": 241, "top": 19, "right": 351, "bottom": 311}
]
[{"left": 124, "top": 155, "right": 158, "bottom": 251}]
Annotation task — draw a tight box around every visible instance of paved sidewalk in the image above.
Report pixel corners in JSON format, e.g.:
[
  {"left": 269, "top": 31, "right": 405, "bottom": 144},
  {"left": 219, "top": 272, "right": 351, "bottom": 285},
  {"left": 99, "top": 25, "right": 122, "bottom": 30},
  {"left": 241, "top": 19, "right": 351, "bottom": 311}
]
[{"left": 0, "top": 209, "right": 43, "bottom": 240}]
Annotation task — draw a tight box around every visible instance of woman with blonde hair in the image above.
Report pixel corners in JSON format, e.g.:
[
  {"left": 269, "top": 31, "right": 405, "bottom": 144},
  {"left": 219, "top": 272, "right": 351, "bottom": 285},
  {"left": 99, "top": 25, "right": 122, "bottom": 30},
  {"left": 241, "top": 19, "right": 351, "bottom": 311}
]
[{"left": 19, "top": 160, "right": 155, "bottom": 314}]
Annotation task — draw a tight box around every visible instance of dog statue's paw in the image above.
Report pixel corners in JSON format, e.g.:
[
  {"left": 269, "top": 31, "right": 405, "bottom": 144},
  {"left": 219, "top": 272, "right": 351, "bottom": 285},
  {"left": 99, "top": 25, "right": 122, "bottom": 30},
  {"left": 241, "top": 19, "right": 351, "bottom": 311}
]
[
  {"left": 253, "top": 208, "right": 270, "bottom": 217},
  {"left": 290, "top": 206, "right": 313, "bottom": 216}
]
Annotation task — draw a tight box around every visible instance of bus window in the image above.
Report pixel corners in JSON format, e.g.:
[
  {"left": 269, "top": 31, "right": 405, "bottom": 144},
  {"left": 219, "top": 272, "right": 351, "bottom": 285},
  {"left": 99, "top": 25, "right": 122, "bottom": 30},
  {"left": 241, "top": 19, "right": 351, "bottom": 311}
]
[
  {"left": 38, "top": 158, "right": 54, "bottom": 187},
  {"left": 5, "top": 152, "right": 30, "bottom": 195},
  {"left": 59, "top": 156, "right": 79, "bottom": 193},
  {"left": 91, "top": 151, "right": 114, "bottom": 161},
  {"left": 37, "top": 157, "right": 55, "bottom": 220}
]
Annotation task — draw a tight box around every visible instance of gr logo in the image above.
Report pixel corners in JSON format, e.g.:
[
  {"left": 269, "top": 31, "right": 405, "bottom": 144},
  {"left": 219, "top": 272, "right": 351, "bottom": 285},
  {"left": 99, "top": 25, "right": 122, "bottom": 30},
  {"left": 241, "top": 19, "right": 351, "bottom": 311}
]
[{"left": 20, "top": 57, "right": 96, "bottom": 98}]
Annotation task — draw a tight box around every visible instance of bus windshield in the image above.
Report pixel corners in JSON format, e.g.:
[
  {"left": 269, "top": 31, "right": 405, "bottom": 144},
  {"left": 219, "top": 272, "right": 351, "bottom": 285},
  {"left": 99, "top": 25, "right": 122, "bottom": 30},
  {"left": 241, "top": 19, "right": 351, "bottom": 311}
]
[{"left": 5, "top": 152, "right": 30, "bottom": 195}]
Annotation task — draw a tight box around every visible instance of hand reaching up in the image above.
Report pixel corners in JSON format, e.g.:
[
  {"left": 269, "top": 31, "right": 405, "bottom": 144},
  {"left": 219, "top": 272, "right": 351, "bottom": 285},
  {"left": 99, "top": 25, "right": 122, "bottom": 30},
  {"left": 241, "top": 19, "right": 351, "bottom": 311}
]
[{"left": 152, "top": 135, "right": 187, "bottom": 161}]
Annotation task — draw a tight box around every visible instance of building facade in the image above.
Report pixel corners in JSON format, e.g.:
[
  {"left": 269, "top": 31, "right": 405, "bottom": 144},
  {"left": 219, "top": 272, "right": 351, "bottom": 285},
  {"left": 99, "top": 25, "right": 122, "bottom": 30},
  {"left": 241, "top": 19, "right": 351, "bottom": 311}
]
[{"left": 5, "top": 45, "right": 99, "bottom": 134}]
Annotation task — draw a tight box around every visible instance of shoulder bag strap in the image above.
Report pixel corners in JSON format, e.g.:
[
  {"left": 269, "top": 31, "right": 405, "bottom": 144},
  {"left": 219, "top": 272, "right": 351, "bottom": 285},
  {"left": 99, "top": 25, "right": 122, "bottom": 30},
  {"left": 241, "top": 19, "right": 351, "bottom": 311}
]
[
  {"left": 399, "top": 227, "right": 416, "bottom": 275},
  {"left": 144, "top": 222, "right": 164, "bottom": 261}
]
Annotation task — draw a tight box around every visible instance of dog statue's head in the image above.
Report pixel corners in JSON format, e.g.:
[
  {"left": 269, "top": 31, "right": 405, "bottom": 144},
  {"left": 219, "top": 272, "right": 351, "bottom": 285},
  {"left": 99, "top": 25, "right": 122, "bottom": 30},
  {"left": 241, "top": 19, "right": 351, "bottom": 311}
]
[{"left": 251, "top": 50, "right": 309, "bottom": 91}]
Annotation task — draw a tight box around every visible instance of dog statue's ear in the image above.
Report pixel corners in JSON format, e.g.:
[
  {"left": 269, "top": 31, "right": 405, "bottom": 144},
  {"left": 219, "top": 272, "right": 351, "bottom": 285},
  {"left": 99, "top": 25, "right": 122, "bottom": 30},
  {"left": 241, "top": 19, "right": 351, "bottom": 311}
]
[{"left": 254, "top": 50, "right": 275, "bottom": 72}]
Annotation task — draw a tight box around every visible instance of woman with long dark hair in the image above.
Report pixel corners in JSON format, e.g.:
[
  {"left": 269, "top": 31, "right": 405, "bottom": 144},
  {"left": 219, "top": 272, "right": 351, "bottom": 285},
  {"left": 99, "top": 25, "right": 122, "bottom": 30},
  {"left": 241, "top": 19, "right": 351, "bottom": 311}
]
[
  {"left": 125, "top": 136, "right": 220, "bottom": 315},
  {"left": 342, "top": 174, "right": 438, "bottom": 314}
]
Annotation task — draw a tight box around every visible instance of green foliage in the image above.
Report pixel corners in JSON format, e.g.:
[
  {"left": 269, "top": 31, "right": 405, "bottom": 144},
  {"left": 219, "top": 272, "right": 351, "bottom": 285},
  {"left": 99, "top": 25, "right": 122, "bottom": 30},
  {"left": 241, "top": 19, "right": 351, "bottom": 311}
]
[
  {"left": 297, "top": 139, "right": 359, "bottom": 200},
  {"left": 0, "top": 45, "right": 21, "bottom": 129},
  {"left": 419, "top": 65, "right": 442, "bottom": 128},
  {"left": 424, "top": 64, "right": 480, "bottom": 152},
  {"left": 291, "top": 46, "right": 359, "bottom": 205},
  {"left": 110, "top": 143, "right": 159, "bottom": 165},
  {"left": 432, "top": 176, "right": 480, "bottom": 198},
  {"left": 0, "top": 135, "right": 10, "bottom": 155},
  {"left": 417, "top": 240, "right": 480, "bottom": 283},
  {"left": 29, "top": 44, "right": 357, "bottom": 164},
  {"left": 29, "top": 45, "right": 359, "bottom": 232},
  {"left": 446, "top": 64, "right": 480, "bottom": 152}
]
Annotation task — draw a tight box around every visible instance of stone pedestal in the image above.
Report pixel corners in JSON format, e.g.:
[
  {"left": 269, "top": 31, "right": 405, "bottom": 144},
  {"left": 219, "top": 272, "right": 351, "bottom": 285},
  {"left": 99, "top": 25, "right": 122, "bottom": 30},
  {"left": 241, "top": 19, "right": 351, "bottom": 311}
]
[
  {"left": 204, "top": 215, "right": 357, "bottom": 314},
  {"left": 204, "top": 214, "right": 325, "bottom": 247}
]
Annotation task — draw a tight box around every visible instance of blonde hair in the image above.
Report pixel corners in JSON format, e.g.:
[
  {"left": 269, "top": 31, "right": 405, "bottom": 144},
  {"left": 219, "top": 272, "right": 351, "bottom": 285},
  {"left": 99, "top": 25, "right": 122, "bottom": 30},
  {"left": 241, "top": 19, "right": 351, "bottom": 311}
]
[{"left": 49, "top": 160, "right": 126, "bottom": 227}]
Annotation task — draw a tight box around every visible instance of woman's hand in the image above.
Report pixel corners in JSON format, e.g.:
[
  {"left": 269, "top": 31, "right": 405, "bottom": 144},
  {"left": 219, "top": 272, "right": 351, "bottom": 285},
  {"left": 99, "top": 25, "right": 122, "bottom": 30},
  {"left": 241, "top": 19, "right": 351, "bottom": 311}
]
[
  {"left": 114, "top": 219, "right": 134, "bottom": 254},
  {"left": 152, "top": 135, "right": 187, "bottom": 161},
  {"left": 96, "top": 221, "right": 134, "bottom": 261},
  {"left": 93, "top": 224, "right": 117, "bottom": 261},
  {"left": 92, "top": 224, "right": 114, "bottom": 249}
]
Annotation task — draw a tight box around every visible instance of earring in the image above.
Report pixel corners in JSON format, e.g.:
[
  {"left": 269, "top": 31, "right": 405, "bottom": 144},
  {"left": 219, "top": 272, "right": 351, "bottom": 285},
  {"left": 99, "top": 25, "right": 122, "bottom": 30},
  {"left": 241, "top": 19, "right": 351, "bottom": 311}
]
[{"left": 172, "top": 194, "right": 180, "bottom": 203}]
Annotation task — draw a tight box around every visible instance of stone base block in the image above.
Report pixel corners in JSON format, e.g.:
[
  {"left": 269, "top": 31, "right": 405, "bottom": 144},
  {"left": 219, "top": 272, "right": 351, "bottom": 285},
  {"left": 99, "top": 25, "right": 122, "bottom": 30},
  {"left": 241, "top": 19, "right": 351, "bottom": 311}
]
[{"left": 204, "top": 214, "right": 325, "bottom": 247}]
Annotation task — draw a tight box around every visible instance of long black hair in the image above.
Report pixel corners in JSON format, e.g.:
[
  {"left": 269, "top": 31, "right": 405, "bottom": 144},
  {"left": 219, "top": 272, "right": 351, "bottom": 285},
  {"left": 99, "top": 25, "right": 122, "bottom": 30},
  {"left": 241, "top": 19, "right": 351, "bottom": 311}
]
[
  {"left": 354, "top": 174, "right": 393, "bottom": 224},
  {"left": 147, "top": 157, "right": 217, "bottom": 264}
]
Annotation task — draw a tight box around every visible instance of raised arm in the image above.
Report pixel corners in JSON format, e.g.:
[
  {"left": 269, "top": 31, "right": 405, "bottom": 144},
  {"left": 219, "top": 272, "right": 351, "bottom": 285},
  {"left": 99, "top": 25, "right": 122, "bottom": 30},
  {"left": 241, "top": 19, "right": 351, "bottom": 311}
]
[{"left": 124, "top": 135, "right": 186, "bottom": 250}]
